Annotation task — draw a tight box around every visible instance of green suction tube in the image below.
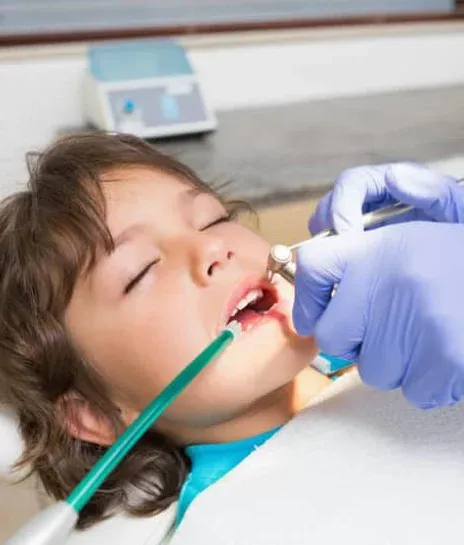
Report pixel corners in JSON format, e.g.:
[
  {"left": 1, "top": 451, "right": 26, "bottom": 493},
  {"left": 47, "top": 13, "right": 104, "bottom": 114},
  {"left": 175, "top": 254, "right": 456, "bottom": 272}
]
[{"left": 66, "top": 322, "right": 240, "bottom": 513}]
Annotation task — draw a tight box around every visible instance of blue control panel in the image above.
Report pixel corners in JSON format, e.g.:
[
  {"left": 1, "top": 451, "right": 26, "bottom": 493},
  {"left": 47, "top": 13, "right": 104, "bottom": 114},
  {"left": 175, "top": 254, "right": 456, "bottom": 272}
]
[{"left": 88, "top": 40, "right": 193, "bottom": 82}]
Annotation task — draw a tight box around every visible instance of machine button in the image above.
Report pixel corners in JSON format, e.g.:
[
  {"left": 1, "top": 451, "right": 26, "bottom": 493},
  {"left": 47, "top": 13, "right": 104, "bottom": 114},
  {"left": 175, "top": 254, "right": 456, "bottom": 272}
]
[{"left": 123, "top": 99, "right": 136, "bottom": 114}]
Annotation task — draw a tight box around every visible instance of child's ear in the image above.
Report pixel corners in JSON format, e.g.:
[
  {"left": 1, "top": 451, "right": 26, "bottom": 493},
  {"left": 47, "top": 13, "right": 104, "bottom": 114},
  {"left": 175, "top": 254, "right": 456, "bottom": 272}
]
[{"left": 56, "top": 394, "right": 118, "bottom": 447}]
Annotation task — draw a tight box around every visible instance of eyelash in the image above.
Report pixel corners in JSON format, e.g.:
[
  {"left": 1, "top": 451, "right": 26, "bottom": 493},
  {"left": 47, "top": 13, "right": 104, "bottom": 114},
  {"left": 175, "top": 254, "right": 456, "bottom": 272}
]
[
  {"left": 124, "top": 260, "right": 158, "bottom": 294},
  {"left": 124, "top": 213, "right": 233, "bottom": 294},
  {"left": 201, "top": 212, "right": 233, "bottom": 230}
]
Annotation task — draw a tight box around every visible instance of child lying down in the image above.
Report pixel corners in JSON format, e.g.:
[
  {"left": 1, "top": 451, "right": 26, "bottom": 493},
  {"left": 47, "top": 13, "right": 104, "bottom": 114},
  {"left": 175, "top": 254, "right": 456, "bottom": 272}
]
[{"left": 0, "top": 133, "right": 462, "bottom": 545}]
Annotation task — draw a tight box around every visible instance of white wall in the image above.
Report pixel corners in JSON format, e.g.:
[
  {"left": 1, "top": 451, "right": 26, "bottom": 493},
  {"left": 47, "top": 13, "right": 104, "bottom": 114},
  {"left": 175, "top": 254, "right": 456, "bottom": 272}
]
[{"left": 1, "top": 24, "right": 464, "bottom": 196}]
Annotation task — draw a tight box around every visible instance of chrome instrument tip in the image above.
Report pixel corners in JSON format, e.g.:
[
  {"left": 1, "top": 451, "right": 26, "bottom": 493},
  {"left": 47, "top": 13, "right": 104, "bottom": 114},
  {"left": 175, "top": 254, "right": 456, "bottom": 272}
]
[{"left": 270, "top": 244, "right": 292, "bottom": 264}]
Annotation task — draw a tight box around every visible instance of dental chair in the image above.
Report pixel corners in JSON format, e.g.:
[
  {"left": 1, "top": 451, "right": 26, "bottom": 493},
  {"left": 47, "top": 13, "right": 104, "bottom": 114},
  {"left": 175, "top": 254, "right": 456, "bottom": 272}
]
[{"left": 0, "top": 408, "right": 176, "bottom": 545}]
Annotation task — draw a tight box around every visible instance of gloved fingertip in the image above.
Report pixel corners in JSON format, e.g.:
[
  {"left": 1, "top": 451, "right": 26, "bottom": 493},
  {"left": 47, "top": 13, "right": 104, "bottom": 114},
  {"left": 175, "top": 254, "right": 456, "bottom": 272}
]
[
  {"left": 385, "top": 162, "right": 406, "bottom": 185},
  {"left": 292, "top": 300, "right": 314, "bottom": 336},
  {"left": 314, "top": 322, "right": 356, "bottom": 361},
  {"left": 385, "top": 162, "right": 425, "bottom": 198},
  {"left": 308, "top": 192, "right": 334, "bottom": 235},
  {"left": 308, "top": 214, "right": 321, "bottom": 236}
]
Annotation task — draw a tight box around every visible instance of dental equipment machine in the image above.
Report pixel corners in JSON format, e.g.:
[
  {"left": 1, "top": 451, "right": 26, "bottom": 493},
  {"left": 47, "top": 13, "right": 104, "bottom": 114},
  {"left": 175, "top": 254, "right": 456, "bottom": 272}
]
[
  {"left": 266, "top": 199, "right": 440, "bottom": 284},
  {"left": 84, "top": 39, "right": 217, "bottom": 139},
  {"left": 4, "top": 322, "right": 241, "bottom": 545}
]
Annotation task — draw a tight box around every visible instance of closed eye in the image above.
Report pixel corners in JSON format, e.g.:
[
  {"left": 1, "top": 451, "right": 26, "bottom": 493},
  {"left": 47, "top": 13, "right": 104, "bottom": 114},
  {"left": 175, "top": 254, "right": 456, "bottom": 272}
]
[
  {"left": 124, "top": 259, "right": 158, "bottom": 294},
  {"left": 201, "top": 212, "right": 233, "bottom": 230}
]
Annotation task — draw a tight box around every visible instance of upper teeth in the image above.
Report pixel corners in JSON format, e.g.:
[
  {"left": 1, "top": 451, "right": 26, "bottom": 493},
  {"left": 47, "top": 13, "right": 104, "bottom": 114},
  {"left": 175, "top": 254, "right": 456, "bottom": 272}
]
[{"left": 230, "top": 289, "right": 263, "bottom": 318}]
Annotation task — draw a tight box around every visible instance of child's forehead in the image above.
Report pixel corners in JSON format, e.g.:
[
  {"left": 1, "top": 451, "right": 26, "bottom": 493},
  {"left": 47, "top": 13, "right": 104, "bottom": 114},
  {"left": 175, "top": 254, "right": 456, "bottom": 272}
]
[
  {"left": 99, "top": 166, "right": 209, "bottom": 202},
  {"left": 99, "top": 166, "right": 220, "bottom": 225},
  {"left": 100, "top": 165, "right": 188, "bottom": 188}
]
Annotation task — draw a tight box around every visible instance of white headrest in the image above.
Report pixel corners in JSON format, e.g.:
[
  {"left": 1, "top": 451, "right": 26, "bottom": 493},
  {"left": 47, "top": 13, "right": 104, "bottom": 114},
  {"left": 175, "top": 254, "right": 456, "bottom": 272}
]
[
  {"left": 0, "top": 407, "right": 24, "bottom": 479},
  {"left": 66, "top": 503, "right": 176, "bottom": 545}
]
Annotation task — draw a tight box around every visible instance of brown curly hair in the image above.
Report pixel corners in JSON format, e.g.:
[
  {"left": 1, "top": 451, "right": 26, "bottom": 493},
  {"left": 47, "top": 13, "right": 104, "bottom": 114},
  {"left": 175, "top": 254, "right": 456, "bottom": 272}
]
[{"left": 0, "top": 132, "right": 247, "bottom": 529}]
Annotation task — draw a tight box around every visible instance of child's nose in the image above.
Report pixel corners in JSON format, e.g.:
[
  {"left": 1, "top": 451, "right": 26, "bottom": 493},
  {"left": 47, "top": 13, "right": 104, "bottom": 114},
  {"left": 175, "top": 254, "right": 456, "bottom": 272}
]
[{"left": 192, "top": 234, "right": 234, "bottom": 285}]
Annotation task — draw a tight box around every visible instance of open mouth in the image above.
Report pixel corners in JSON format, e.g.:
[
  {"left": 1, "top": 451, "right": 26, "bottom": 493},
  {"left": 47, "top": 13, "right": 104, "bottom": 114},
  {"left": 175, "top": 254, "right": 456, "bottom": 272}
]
[{"left": 226, "top": 284, "right": 279, "bottom": 332}]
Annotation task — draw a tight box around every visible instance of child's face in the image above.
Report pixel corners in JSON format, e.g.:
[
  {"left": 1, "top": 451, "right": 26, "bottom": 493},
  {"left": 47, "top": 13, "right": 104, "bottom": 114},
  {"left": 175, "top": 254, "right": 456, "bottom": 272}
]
[{"left": 65, "top": 167, "right": 318, "bottom": 443}]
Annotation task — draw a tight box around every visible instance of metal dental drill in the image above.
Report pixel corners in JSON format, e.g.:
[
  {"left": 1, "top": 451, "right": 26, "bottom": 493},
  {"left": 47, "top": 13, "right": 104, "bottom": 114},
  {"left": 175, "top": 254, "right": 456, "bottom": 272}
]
[{"left": 266, "top": 200, "right": 422, "bottom": 283}]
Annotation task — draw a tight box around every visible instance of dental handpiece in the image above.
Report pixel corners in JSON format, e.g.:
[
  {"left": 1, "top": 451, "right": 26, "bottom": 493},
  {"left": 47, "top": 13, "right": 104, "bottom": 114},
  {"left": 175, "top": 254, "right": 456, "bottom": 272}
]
[{"left": 266, "top": 199, "right": 419, "bottom": 284}]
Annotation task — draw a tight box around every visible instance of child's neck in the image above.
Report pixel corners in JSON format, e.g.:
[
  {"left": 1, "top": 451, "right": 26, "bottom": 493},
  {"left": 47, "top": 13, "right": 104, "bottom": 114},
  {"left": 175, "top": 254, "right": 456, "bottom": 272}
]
[{"left": 171, "top": 366, "right": 332, "bottom": 446}]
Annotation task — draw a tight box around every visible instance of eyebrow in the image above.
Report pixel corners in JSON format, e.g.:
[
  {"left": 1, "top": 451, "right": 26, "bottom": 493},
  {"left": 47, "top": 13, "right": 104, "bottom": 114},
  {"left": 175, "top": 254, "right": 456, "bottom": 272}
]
[
  {"left": 112, "top": 223, "right": 149, "bottom": 249},
  {"left": 111, "top": 187, "right": 208, "bottom": 251}
]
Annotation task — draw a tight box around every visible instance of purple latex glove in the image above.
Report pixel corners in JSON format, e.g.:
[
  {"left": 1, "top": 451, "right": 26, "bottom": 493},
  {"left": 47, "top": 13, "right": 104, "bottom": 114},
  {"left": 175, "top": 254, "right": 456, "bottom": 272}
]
[
  {"left": 293, "top": 222, "right": 464, "bottom": 408},
  {"left": 309, "top": 163, "right": 464, "bottom": 235}
]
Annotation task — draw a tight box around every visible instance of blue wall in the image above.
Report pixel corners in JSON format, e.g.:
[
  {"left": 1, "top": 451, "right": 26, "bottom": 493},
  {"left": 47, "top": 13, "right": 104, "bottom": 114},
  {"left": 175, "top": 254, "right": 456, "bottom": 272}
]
[{"left": 0, "top": 1, "right": 455, "bottom": 35}]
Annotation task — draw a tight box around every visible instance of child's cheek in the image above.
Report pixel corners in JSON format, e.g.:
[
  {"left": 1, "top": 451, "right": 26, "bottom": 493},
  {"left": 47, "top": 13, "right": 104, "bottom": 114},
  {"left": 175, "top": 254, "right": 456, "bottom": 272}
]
[{"left": 232, "top": 225, "right": 271, "bottom": 265}]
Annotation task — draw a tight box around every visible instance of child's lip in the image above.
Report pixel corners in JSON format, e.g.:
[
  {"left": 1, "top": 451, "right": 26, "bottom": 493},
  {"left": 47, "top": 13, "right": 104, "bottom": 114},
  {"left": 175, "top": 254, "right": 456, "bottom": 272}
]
[{"left": 220, "top": 274, "right": 280, "bottom": 331}]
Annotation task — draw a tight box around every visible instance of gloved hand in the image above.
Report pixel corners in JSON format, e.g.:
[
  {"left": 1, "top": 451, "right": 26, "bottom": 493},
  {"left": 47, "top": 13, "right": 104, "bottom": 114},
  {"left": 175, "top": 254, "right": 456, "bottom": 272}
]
[
  {"left": 309, "top": 163, "right": 464, "bottom": 235},
  {"left": 293, "top": 221, "right": 464, "bottom": 408}
]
